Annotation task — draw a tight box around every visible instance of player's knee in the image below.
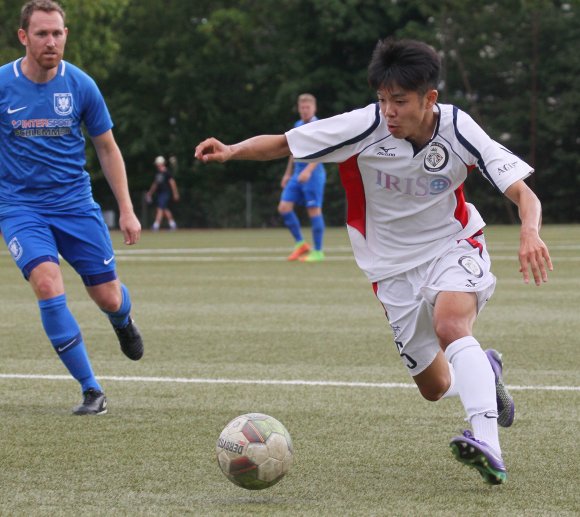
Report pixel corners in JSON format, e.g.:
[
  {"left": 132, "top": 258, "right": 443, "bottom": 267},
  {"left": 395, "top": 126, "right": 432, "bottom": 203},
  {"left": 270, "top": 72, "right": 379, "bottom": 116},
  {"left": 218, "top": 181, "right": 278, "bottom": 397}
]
[
  {"left": 34, "top": 278, "right": 61, "bottom": 299},
  {"left": 417, "top": 383, "right": 447, "bottom": 402},
  {"left": 278, "top": 203, "right": 290, "bottom": 214},
  {"left": 433, "top": 319, "right": 468, "bottom": 346},
  {"left": 99, "top": 293, "right": 122, "bottom": 313}
]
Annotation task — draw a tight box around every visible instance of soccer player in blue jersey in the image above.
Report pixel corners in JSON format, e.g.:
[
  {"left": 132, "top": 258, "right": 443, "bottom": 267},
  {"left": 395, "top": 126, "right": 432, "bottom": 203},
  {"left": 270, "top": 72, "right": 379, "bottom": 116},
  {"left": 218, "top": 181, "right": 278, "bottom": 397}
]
[
  {"left": 0, "top": 0, "right": 144, "bottom": 415},
  {"left": 278, "top": 94, "right": 327, "bottom": 262}
]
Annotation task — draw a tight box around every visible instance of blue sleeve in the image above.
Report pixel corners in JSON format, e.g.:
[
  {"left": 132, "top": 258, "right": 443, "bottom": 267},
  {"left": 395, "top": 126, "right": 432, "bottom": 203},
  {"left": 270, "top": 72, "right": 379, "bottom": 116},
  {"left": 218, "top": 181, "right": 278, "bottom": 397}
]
[{"left": 79, "top": 74, "right": 113, "bottom": 137}]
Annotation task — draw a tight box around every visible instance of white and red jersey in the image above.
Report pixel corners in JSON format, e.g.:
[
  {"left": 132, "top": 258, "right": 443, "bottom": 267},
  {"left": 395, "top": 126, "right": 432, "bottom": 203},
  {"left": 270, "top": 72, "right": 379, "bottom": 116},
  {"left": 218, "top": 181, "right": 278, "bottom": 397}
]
[{"left": 285, "top": 103, "right": 533, "bottom": 282}]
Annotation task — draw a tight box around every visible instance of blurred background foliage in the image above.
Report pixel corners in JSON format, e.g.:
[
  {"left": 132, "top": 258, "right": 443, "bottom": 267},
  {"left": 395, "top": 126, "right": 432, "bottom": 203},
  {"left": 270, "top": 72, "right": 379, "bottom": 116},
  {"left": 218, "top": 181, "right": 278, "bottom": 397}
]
[{"left": 1, "top": 0, "right": 578, "bottom": 227}]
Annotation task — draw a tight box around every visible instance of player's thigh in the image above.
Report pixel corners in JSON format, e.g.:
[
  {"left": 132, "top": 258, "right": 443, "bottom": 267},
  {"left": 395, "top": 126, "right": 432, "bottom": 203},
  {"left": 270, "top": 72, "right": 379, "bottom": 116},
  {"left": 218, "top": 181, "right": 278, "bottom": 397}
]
[
  {"left": 303, "top": 176, "right": 325, "bottom": 209},
  {"left": 0, "top": 210, "right": 60, "bottom": 280},
  {"left": 280, "top": 178, "right": 304, "bottom": 206},
  {"left": 49, "top": 205, "right": 117, "bottom": 285},
  {"left": 375, "top": 269, "right": 440, "bottom": 377},
  {"left": 157, "top": 191, "right": 171, "bottom": 209},
  {"left": 420, "top": 234, "right": 496, "bottom": 314}
]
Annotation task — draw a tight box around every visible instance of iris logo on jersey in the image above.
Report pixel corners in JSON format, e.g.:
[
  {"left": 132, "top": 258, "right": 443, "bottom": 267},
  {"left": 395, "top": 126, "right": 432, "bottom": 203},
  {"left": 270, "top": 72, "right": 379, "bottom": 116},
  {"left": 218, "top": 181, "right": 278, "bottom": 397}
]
[
  {"left": 375, "top": 170, "right": 452, "bottom": 196},
  {"left": 458, "top": 256, "right": 483, "bottom": 278},
  {"left": 54, "top": 93, "right": 73, "bottom": 116},
  {"left": 424, "top": 142, "right": 449, "bottom": 172},
  {"left": 8, "top": 237, "right": 23, "bottom": 261}
]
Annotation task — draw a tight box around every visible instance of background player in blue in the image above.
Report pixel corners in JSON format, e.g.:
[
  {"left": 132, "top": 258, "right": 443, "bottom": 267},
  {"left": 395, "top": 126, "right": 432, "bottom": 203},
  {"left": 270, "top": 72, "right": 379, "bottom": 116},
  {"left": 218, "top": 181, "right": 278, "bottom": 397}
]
[
  {"left": 278, "top": 94, "right": 327, "bottom": 262},
  {"left": 0, "top": 0, "right": 143, "bottom": 415}
]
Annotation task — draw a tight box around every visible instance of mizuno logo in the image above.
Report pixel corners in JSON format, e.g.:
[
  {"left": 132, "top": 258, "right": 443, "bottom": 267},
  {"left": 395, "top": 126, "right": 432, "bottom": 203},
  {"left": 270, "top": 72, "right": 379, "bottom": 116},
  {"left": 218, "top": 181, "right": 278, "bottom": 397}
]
[
  {"left": 57, "top": 338, "right": 77, "bottom": 353},
  {"left": 377, "top": 146, "right": 396, "bottom": 157},
  {"left": 103, "top": 255, "right": 115, "bottom": 265},
  {"left": 484, "top": 412, "right": 498, "bottom": 419},
  {"left": 7, "top": 106, "right": 27, "bottom": 114}
]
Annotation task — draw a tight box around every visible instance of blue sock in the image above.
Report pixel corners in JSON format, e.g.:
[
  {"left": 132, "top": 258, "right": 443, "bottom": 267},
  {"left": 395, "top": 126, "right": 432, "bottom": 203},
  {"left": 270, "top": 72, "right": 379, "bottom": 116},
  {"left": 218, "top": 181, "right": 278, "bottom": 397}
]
[
  {"left": 103, "top": 283, "right": 131, "bottom": 328},
  {"left": 310, "top": 214, "right": 325, "bottom": 251},
  {"left": 282, "top": 212, "right": 303, "bottom": 243},
  {"left": 38, "top": 294, "right": 101, "bottom": 393}
]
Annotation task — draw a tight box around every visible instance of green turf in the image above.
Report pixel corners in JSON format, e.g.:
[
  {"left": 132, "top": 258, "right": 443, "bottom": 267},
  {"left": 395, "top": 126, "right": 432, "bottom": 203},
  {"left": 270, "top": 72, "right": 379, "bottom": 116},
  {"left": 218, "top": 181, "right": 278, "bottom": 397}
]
[{"left": 0, "top": 225, "right": 578, "bottom": 516}]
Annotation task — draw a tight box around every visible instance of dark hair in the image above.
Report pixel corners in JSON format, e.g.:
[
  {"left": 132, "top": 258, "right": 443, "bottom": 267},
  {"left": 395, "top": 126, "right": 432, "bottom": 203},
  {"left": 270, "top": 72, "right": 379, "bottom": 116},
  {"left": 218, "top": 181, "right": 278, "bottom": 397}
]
[
  {"left": 368, "top": 38, "right": 440, "bottom": 95},
  {"left": 20, "top": 0, "right": 65, "bottom": 31}
]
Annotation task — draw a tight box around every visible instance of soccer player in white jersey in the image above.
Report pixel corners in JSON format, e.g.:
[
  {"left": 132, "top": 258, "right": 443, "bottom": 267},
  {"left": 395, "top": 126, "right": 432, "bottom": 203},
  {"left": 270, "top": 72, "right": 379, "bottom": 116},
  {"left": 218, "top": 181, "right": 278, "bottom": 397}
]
[{"left": 195, "top": 38, "right": 553, "bottom": 485}]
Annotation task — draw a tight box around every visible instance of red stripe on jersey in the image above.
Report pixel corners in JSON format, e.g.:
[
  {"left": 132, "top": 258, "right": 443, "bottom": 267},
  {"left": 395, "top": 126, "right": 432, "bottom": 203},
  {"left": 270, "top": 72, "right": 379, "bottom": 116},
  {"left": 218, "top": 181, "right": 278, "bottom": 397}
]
[
  {"left": 466, "top": 234, "right": 484, "bottom": 257},
  {"left": 454, "top": 184, "right": 468, "bottom": 228},
  {"left": 453, "top": 165, "right": 477, "bottom": 228},
  {"left": 338, "top": 154, "right": 366, "bottom": 237}
]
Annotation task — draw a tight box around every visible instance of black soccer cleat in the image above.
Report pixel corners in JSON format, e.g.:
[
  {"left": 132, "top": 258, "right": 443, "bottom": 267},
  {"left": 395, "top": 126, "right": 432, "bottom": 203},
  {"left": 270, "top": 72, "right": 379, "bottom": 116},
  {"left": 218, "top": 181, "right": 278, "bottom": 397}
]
[
  {"left": 114, "top": 317, "right": 144, "bottom": 360},
  {"left": 72, "top": 388, "right": 108, "bottom": 415}
]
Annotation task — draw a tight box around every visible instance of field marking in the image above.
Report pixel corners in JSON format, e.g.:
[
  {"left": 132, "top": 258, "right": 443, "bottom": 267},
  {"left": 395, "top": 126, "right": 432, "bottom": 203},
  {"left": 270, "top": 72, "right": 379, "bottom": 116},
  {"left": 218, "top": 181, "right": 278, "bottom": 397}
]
[{"left": 0, "top": 373, "right": 578, "bottom": 392}]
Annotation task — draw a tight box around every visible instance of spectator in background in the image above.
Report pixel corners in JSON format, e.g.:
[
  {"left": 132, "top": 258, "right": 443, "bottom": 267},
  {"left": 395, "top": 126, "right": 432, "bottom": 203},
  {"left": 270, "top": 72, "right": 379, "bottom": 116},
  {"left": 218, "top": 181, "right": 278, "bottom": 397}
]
[{"left": 146, "top": 155, "right": 180, "bottom": 231}]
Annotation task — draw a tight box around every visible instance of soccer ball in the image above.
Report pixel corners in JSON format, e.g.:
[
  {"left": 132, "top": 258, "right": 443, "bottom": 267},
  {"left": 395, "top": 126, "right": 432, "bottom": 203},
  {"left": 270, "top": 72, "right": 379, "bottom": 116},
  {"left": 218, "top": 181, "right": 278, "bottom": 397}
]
[{"left": 216, "top": 413, "right": 293, "bottom": 490}]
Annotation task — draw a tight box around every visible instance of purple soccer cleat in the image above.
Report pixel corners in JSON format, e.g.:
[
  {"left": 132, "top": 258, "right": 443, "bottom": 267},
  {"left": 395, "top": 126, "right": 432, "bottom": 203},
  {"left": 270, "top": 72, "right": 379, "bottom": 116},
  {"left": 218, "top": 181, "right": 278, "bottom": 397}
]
[
  {"left": 450, "top": 430, "right": 507, "bottom": 485},
  {"left": 485, "top": 349, "right": 515, "bottom": 427}
]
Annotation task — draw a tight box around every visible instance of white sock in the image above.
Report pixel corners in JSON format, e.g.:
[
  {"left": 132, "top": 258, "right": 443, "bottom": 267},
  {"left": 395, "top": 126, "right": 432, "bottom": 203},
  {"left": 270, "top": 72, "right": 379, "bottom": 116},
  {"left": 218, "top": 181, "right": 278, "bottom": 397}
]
[
  {"left": 441, "top": 361, "right": 459, "bottom": 398},
  {"left": 445, "top": 336, "right": 501, "bottom": 455}
]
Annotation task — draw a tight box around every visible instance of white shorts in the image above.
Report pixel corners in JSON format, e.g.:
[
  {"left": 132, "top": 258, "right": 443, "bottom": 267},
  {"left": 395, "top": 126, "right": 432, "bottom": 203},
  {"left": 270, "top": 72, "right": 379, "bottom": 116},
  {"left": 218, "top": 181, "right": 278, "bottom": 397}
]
[{"left": 374, "top": 234, "right": 496, "bottom": 376}]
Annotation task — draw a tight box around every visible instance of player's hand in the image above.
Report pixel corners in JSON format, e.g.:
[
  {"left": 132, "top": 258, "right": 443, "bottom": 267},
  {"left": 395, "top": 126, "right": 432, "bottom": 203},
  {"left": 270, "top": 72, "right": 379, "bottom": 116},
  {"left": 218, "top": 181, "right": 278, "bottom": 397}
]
[
  {"left": 280, "top": 175, "right": 290, "bottom": 188},
  {"left": 195, "top": 138, "right": 232, "bottom": 163},
  {"left": 145, "top": 193, "right": 152, "bottom": 204},
  {"left": 297, "top": 171, "right": 311, "bottom": 183},
  {"left": 119, "top": 211, "right": 141, "bottom": 245},
  {"left": 518, "top": 229, "right": 553, "bottom": 285}
]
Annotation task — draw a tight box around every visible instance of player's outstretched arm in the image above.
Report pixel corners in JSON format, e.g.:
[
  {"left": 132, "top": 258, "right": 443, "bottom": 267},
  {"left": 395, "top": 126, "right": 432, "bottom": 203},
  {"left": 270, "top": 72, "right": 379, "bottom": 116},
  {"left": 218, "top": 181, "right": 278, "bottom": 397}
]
[
  {"left": 504, "top": 180, "right": 553, "bottom": 285},
  {"left": 195, "top": 135, "right": 290, "bottom": 163}
]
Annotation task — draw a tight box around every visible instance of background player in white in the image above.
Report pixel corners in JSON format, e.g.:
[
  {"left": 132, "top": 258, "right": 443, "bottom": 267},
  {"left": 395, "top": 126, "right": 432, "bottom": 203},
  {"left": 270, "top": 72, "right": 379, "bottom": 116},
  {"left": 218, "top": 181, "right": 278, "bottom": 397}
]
[
  {"left": 0, "top": 0, "right": 143, "bottom": 415},
  {"left": 195, "top": 38, "right": 553, "bottom": 485}
]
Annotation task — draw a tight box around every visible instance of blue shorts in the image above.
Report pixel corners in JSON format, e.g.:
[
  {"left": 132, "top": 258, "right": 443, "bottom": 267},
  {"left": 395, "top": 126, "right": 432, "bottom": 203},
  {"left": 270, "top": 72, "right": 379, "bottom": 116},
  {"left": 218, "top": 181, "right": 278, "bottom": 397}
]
[
  {"left": 281, "top": 173, "right": 326, "bottom": 208},
  {"left": 0, "top": 203, "right": 117, "bottom": 286},
  {"left": 156, "top": 191, "right": 171, "bottom": 209}
]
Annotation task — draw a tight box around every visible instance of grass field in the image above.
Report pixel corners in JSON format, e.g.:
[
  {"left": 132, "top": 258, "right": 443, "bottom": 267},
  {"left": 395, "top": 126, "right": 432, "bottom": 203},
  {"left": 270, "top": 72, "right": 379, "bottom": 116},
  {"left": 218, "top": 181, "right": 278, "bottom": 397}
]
[{"left": 0, "top": 225, "right": 578, "bottom": 516}]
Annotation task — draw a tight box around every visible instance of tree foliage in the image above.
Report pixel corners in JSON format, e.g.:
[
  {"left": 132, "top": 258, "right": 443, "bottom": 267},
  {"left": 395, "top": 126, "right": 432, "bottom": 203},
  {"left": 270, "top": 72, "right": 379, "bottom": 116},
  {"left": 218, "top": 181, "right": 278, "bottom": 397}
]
[{"left": 1, "top": 0, "right": 578, "bottom": 226}]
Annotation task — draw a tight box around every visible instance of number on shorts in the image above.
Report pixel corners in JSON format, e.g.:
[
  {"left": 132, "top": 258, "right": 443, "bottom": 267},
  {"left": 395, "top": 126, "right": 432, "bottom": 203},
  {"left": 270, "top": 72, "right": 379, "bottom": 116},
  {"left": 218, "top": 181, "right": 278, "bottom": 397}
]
[{"left": 395, "top": 340, "right": 418, "bottom": 370}]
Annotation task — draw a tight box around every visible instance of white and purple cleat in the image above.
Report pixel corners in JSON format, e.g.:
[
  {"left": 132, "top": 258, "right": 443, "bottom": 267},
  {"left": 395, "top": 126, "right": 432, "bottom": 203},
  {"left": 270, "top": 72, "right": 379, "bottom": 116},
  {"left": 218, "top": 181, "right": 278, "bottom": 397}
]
[
  {"left": 450, "top": 430, "right": 507, "bottom": 485},
  {"left": 485, "top": 349, "right": 515, "bottom": 427}
]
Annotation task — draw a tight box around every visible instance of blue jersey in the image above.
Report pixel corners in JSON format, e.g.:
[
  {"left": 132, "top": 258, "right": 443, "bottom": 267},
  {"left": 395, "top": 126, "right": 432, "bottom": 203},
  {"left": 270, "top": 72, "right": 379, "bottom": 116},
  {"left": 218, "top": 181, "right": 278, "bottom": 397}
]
[
  {"left": 0, "top": 59, "right": 113, "bottom": 214},
  {"left": 292, "top": 117, "right": 326, "bottom": 177}
]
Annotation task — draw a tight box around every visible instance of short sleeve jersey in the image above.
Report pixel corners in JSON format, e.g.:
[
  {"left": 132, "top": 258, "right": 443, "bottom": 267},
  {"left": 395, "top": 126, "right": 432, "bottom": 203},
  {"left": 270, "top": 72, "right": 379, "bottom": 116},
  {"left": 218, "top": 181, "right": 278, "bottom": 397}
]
[
  {"left": 286, "top": 103, "right": 533, "bottom": 281},
  {"left": 154, "top": 170, "right": 174, "bottom": 195},
  {"left": 292, "top": 117, "right": 326, "bottom": 177},
  {"left": 0, "top": 59, "right": 113, "bottom": 214}
]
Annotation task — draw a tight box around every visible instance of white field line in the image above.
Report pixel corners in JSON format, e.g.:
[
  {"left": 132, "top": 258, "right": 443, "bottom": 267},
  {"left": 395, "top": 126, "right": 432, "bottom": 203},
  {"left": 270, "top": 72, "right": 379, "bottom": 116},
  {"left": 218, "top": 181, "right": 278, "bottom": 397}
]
[
  {"left": 109, "top": 255, "right": 578, "bottom": 263},
  {"left": 1, "top": 244, "right": 578, "bottom": 262},
  {"left": 0, "top": 373, "right": 578, "bottom": 392}
]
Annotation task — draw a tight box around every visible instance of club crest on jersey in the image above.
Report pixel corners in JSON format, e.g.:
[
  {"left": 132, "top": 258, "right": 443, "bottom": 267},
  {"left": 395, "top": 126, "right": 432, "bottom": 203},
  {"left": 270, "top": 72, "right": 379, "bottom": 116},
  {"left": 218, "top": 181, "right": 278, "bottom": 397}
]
[
  {"left": 424, "top": 142, "right": 449, "bottom": 172},
  {"left": 54, "top": 93, "right": 73, "bottom": 116},
  {"left": 8, "top": 237, "right": 23, "bottom": 261},
  {"left": 458, "top": 256, "right": 483, "bottom": 278}
]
